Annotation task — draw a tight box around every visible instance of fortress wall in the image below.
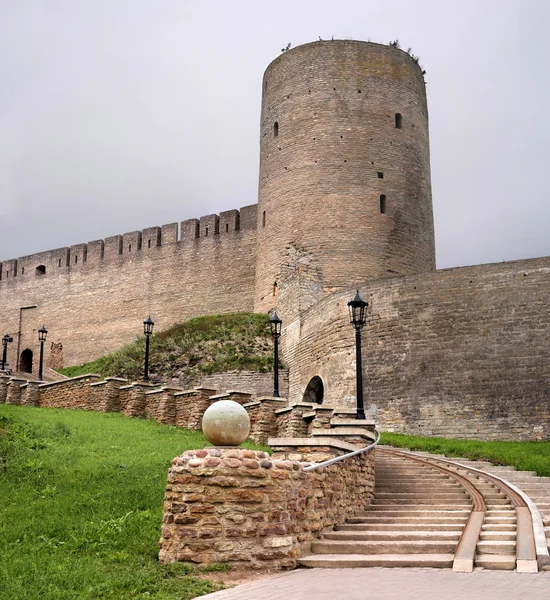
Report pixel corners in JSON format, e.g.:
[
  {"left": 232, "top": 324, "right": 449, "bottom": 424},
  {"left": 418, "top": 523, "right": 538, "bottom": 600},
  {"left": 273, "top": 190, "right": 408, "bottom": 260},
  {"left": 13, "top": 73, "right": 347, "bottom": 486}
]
[
  {"left": 288, "top": 256, "right": 550, "bottom": 441},
  {"left": 0, "top": 206, "right": 258, "bottom": 370}
]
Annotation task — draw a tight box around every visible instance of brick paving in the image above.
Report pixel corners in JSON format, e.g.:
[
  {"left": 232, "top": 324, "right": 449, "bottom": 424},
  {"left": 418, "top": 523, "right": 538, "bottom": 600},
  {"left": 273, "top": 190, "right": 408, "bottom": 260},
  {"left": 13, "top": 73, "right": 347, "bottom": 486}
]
[{"left": 196, "top": 567, "right": 550, "bottom": 600}]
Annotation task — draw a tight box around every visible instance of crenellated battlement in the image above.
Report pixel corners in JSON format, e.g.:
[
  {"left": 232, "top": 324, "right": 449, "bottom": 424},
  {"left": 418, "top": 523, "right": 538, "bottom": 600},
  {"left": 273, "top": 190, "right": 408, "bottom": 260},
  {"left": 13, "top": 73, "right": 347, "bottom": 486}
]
[{"left": 0, "top": 204, "right": 257, "bottom": 283}]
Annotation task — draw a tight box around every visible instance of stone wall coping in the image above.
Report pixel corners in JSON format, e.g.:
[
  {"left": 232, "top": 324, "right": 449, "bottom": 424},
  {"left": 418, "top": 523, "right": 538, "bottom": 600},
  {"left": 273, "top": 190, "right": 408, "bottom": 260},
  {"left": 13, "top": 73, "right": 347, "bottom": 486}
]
[
  {"left": 332, "top": 409, "right": 358, "bottom": 416},
  {"left": 275, "top": 407, "right": 294, "bottom": 415},
  {"left": 290, "top": 402, "right": 316, "bottom": 409},
  {"left": 9, "top": 377, "right": 31, "bottom": 384},
  {"left": 258, "top": 396, "right": 288, "bottom": 403},
  {"left": 227, "top": 390, "right": 253, "bottom": 396},
  {"left": 38, "top": 374, "right": 100, "bottom": 388},
  {"left": 330, "top": 418, "right": 377, "bottom": 427},
  {"left": 145, "top": 386, "right": 182, "bottom": 395},
  {"left": 194, "top": 387, "right": 218, "bottom": 393},
  {"left": 209, "top": 393, "right": 231, "bottom": 400},
  {"left": 268, "top": 436, "right": 359, "bottom": 453},
  {"left": 20, "top": 382, "right": 29, "bottom": 389},
  {"left": 105, "top": 377, "right": 128, "bottom": 383},
  {"left": 119, "top": 385, "right": 134, "bottom": 391},
  {"left": 314, "top": 406, "right": 335, "bottom": 413},
  {"left": 90, "top": 381, "right": 108, "bottom": 387},
  {"left": 173, "top": 389, "right": 202, "bottom": 397},
  {"left": 302, "top": 411, "right": 316, "bottom": 419},
  {"left": 243, "top": 401, "right": 261, "bottom": 408}
]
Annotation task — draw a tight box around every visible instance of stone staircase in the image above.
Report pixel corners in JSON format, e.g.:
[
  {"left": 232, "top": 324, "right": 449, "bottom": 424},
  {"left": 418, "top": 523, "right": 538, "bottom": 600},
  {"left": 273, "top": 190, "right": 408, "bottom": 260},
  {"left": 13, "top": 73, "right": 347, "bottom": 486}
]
[
  {"left": 298, "top": 448, "right": 547, "bottom": 571},
  {"left": 299, "top": 451, "right": 470, "bottom": 568}
]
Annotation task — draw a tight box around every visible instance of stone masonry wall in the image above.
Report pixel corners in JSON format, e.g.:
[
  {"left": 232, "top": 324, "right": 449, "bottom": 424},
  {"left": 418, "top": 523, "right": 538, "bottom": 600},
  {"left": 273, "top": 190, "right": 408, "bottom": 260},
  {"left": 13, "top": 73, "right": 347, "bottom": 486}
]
[
  {"left": 159, "top": 444, "right": 375, "bottom": 569},
  {"left": 0, "top": 206, "right": 257, "bottom": 370},
  {"left": 288, "top": 255, "right": 550, "bottom": 441}
]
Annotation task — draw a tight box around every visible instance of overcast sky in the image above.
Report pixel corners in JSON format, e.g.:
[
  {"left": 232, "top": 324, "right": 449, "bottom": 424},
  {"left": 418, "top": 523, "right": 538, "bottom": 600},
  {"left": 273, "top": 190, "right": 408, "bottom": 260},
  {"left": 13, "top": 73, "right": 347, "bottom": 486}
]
[{"left": 1, "top": 0, "right": 549, "bottom": 269}]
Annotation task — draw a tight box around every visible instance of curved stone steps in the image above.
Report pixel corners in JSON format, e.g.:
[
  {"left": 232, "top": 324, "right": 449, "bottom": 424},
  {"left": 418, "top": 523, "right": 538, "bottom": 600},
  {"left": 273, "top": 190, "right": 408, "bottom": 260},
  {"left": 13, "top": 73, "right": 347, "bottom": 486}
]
[{"left": 299, "top": 448, "right": 543, "bottom": 572}]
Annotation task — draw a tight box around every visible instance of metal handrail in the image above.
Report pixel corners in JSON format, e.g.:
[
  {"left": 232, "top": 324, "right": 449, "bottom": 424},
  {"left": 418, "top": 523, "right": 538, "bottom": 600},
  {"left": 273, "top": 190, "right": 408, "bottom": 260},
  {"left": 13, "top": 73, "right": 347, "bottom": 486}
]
[{"left": 303, "top": 429, "right": 380, "bottom": 472}]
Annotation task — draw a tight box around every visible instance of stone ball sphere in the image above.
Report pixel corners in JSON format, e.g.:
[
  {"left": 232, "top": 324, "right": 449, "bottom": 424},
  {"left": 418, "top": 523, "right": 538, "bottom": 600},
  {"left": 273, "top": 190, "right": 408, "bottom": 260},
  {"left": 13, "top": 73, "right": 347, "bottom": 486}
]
[{"left": 202, "top": 400, "right": 251, "bottom": 447}]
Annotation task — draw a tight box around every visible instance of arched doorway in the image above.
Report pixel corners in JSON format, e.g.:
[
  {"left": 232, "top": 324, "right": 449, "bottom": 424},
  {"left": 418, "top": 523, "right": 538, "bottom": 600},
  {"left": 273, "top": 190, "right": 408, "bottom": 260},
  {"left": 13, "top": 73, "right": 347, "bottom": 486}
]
[
  {"left": 303, "top": 376, "right": 324, "bottom": 404},
  {"left": 20, "top": 349, "right": 33, "bottom": 374}
]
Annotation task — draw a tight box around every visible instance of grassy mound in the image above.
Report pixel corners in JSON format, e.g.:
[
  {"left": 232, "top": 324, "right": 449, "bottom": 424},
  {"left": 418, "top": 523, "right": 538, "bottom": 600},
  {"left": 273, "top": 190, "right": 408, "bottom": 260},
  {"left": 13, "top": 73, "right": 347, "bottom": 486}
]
[
  {"left": 57, "top": 312, "right": 276, "bottom": 382},
  {"left": 381, "top": 432, "right": 550, "bottom": 476},
  {"left": 0, "top": 404, "right": 265, "bottom": 600}
]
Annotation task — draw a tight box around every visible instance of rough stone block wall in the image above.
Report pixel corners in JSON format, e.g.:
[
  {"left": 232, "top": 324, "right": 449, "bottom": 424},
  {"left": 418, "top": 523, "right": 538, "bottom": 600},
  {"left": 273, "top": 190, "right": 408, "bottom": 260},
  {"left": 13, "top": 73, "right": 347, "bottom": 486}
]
[
  {"left": 39, "top": 375, "right": 100, "bottom": 409},
  {"left": 289, "top": 255, "right": 550, "bottom": 441},
  {"left": 0, "top": 206, "right": 257, "bottom": 370},
  {"left": 169, "top": 370, "right": 289, "bottom": 400},
  {"left": 158, "top": 445, "right": 375, "bottom": 569}
]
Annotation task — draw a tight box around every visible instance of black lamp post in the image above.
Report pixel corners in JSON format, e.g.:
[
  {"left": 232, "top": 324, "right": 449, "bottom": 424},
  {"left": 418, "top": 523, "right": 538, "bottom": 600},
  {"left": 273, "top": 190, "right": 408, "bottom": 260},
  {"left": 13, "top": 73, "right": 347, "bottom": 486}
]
[
  {"left": 347, "top": 291, "right": 368, "bottom": 420},
  {"left": 38, "top": 325, "right": 48, "bottom": 381},
  {"left": 269, "top": 312, "right": 282, "bottom": 398},
  {"left": 143, "top": 316, "right": 154, "bottom": 382},
  {"left": 1, "top": 334, "right": 13, "bottom": 370}
]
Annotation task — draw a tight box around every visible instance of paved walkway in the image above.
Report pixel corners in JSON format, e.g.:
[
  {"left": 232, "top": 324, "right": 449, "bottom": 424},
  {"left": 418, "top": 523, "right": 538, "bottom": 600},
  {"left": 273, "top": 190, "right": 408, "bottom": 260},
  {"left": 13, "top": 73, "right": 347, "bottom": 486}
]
[{"left": 197, "top": 567, "right": 550, "bottom": 600}]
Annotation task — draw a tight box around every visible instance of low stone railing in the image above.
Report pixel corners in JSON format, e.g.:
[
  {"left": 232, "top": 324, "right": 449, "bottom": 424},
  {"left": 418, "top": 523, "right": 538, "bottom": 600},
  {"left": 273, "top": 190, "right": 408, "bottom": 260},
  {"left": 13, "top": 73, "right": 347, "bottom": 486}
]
[{"left": 0, "top": 373, "right": 365, "bottom": 444}]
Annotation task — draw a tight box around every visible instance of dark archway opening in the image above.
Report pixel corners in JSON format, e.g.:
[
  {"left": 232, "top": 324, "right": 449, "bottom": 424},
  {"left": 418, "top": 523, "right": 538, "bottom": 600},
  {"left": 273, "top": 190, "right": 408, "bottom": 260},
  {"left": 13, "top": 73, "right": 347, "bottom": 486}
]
[
  {"left": 303, "top": 376, "right": 324, "bottom": 404},
  {"left": 20, "top": 349, "right": 33, "bottom": 373}
]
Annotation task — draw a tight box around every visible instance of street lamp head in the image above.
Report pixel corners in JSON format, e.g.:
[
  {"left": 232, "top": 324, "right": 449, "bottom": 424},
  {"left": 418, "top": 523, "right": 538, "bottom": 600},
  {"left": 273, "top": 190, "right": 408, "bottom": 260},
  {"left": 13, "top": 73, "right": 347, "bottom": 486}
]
[
  {"left": 38, "top": 325, "right": 48, "bottom": 342},
  {"left": 347, "top": 291, "right": 368, "bottom": 329},
  {"left": 269, "top": 312, "right": 282, "bottom": 338},
  {"left": 2, "top": 334, "right": 13, "bottom": 345},
  {"left": 143, "top": 316, "right": 154, "bottom": 336}
]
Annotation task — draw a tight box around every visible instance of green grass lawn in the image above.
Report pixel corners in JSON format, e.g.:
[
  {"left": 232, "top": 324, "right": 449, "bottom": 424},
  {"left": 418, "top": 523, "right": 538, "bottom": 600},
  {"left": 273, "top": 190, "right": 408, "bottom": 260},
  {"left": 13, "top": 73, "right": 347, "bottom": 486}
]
[
  {"left": 381, "top": 432, "right": 550, "bottom": 477},
  {"left": 0, "top": 405, "right": 263, "bottom": 600}
]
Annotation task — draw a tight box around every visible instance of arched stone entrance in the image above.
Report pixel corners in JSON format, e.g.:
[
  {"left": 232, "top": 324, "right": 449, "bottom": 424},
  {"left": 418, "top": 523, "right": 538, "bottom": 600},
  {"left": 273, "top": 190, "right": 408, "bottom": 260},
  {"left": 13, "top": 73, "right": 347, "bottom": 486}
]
[
  {"left": 303, "top": 376, "right": 324, "bottom": 404},
  {"left": 20, "top": 349, "right": 33, "bottom": 373}
]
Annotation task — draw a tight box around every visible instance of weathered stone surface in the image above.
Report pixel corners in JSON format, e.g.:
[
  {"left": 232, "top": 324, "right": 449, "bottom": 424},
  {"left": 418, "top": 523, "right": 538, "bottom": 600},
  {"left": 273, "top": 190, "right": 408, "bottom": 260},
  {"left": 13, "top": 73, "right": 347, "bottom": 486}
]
[{"left": 158, "top": 445, "right": 375, "bottom": 569}]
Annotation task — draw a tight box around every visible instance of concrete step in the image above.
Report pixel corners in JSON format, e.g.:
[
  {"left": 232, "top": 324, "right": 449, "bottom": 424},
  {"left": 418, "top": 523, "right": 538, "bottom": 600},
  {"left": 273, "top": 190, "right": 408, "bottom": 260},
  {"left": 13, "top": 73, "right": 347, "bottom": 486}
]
[
  {"left": 479, "top": 531, "right": 517, "bottom": 542},
  {"left": 482, "top": 523, "right": 516, "bottom": 531},
  {"left": 347, "top": 516, "right": 469, "bottom": 525},
  {"left": 372, "top": 498, "right": 469, "bottom": 505},
  {"left": 337, "top": 523, "right": 465, "bottom": 532},
  {"left": 476, "top": 540, "right": 516, "bottom": 555},
  {"left": 311, "top": 539, "right": 458, "bottom": 555},
  {"left": 475, "top": 554, "right": 516, "bottom": 570},
  {"left": 484, "top": 517, "right": 517, "bottom": 525},
  {"left": 364, "top": 504, "right": 472, "bottom": 517},
  {"left": 323, "top": 531, "right": 461, "bottom": 542},
  {"left": 298, "top": 553, "right": 455, "bottom": 569}
]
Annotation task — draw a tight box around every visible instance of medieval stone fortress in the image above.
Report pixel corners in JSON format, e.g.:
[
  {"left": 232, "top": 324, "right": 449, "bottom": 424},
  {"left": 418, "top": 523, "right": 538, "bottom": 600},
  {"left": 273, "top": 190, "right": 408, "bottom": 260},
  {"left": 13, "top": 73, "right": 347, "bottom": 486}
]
[{"left": 1, "top": 40, "right": 549, "bottom": 443}]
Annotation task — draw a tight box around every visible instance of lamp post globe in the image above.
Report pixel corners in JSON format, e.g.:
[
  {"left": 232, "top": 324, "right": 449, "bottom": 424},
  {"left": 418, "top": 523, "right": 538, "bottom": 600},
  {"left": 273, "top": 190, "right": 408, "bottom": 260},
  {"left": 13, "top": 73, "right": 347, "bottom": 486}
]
[
  {"left": 347, "top": 291, "right": 368, "bottom": 420},
  {"left": 1, "top": 334, "right": 13, "bottom": 371},
  {"left": 269, "top": 312, "right": 282, "bottom": 398},
  {"left": 143, "top": 317, "right": 154, "bottom": 382},
  {"left": 38, "top": 325, "right": 48, "bottom": 381}
]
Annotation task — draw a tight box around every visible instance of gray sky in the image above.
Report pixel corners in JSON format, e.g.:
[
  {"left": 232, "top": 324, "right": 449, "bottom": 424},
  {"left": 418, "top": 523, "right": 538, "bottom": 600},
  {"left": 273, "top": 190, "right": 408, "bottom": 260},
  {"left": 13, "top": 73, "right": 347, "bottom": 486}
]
[{"left": 1, "top": 0, "right": 549, "bottom": 269}]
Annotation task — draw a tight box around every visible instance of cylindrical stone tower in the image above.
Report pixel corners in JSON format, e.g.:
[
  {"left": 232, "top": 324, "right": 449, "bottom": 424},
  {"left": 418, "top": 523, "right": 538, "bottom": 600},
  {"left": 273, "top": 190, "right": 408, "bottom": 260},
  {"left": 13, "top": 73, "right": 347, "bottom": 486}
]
[{"left": 255, "top": 40, "right": 435, "bottom": 314}]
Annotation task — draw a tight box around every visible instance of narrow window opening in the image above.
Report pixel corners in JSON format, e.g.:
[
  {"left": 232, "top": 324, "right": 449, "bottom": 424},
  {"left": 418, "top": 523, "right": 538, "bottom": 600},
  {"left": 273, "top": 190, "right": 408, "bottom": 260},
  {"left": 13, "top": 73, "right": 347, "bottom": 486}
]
[
  {"left": 128, "top": 244, "right": 132, "bottom": 252},
  {"left": 36, "top": 265, "right": 46, "bottom": 275},
  {"left": 21, "top": 267, "right": 25, "bottom": 275},
  {"left": 262, "top": 210, "right": 266, "bottom": 227},
  {"left": 195, "top": 223, "right": 200, "bottom": 238},
  {"left": 6, "top": 271, "right": 9, "bottom": 278},
  {"left": 272, "top": 281, "right": 278, "bottom": 297},
  {"left": 225, "top": 223, "right": 229, "bottom": 233},
  {"left": 273, "top": 121, "right": 279, "bottom": 137},
  {"left": 395, "top": 113, "right": 402, "bottom": 129},
  {"left": 148, "top": 239, "right": 151, "bottom": 248},
  {"left": 75, "top": 255, "right": 78, "bottom": 264},
  {"left": 380, "top": 195, "right": 387, "bottom": 214},
  {"left": 58, "top": 259, "right": 62, "bottom": 267},
  {"left": 205, "top": 226, "right": 209, "bottom": 237},
  {"left": 377, "top": 172, "right": 384, "bottom": 179}
]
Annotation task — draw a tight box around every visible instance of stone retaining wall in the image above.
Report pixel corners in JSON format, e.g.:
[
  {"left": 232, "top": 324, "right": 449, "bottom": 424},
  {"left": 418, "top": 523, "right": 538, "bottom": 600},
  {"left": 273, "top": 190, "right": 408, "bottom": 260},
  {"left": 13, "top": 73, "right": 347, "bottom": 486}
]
[{"left": 158, "top": 441, "right": 375, "bottom": 569}]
